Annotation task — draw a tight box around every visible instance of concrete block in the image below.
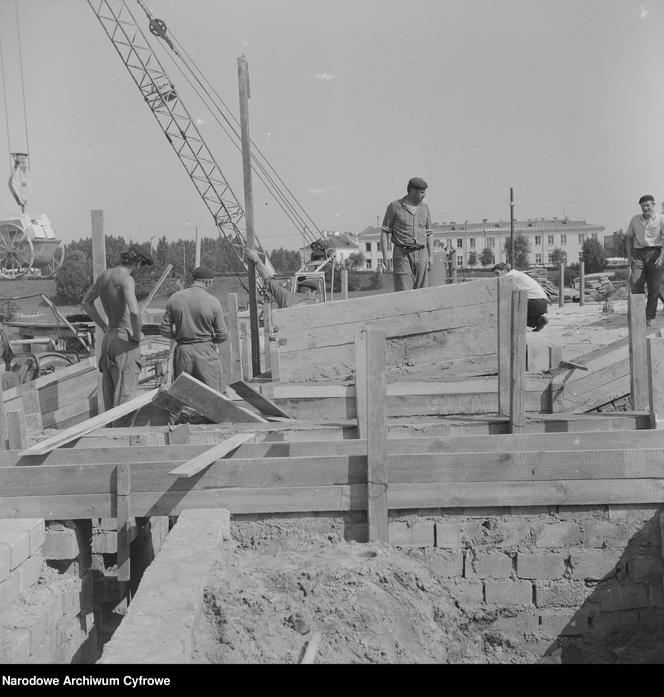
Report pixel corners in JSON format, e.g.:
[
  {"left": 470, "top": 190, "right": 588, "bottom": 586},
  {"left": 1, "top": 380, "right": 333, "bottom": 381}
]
[
  {"left": 627, "top": 556, "right": 663, "bottom": 583},
  {"left": 389, "top": 520, "right": 435, "bottom": 547},
  {"left": 569, "top": 550, "right": 622, "bottom": 581},
  {"left": 0, "top": 571, "right": 20, "bottom": 613},
  {"left": 1, "top": 602, "right": 50, "bottom": 655},
  {"left": 0, "top": 627, "right": 30, "bottom": 663},
  {"left": 557, "top": 506, "right": 605, "bottom": 521},
  {"left": 434, "top": 522, "right": 484, "bottom": 549},
  {"left": 607, "top": 505, "right": 662, "bottom": 523},
  {"left": 0, "top": 543, "right": 10, "bottom": 583},
  {"left": 582, "top": 520, "right": 630, "bottom": 548},
  {"left": 421, "top": 550, "right": 464, "bottom": 578},
  {"left": 489, "top": 611, "right": 540, "bottom": 638},
  {"left": 465, "top": 552, "right": 513, "bottom": 579},
  {"left": 0, "top": 523, "right": 30, "bottom": 570},
  {"left": 28, "top": 634, "right": 56, "bottom": 664},
  {"left": 489, "top": 520, "right": 532, "bottom": 548},
  {"left": 17, "top": 554, "right": 42, "bottom": 593},
  {"left": 597, "top": 583, "right": 649, "bottom": 612},
  {"left": 448, "top": 579, "right": 484, "bottom": 604},
  {"left": 517, "top": 552, "right": 566, "bottom": 580},
  {"left": 591, "top": 610, "right": 639, "bottom": 636},
  {"left": 60, "top": 579, "right": 82, "bottom": 618},
  {"left": 26, "top": 520, "right": 45, "bottom": 556},
  {"left": 534, "top": 522, "right": 581, "bottom": 548},
  {"left": 534, "top": 580, "right": 591, "bottom": 608},
  {"left": 485, "top": 580, "right": 533, "bottom": 607},
  {"left": 43, "top": 527, "right": 81, "bottom": 560},
  {"left": 538, "top": 608, "right": 593, "bottom": 637}
]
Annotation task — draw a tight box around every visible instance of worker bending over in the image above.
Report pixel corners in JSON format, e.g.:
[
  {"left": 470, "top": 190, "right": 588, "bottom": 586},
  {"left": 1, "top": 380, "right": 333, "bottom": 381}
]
[
  {"left": 493, "top": 263, "right": 549, "bottom": 331},
  {"left": 244, "top": 248, "right": 320, "bottom": 308},
  {"left": 82, "top": 246, "right": 154, "bottom": 410},
  {"left": 159, "top": 266, "right": 228, "bottom": 391}
]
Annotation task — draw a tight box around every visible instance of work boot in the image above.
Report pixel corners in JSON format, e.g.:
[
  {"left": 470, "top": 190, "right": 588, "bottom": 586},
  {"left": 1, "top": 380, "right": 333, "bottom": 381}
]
[
  {"left": 533, "top": 315, "right": 548, "bottom": 332},
  {"left": 647, "top": 319, "right": 654, "bottom": 328}
]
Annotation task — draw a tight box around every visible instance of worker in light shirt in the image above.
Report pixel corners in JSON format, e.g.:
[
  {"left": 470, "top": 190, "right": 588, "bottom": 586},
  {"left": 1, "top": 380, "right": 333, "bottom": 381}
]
[{"left": 493, "top": 263, "right": 549, "bottom": 331}]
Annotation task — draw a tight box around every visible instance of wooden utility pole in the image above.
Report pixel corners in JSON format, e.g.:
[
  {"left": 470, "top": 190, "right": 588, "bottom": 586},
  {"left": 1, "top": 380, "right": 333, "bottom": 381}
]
[
  {"left": 558, "top": 263, "right": 565, "bottom": 308},
  {"left": 238, "top": 55, "right": 261, "bottom": 377},
  {"left": 194, "top": 226, "right": 201, "bottom": 268},
  {"left": 509, "top": 187, "right": 515, "bottom": 269}
]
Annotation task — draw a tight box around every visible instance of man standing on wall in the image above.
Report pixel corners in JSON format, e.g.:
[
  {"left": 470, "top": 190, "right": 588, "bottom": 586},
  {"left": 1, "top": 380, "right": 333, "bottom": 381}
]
[
  {"left": 82, "top": 246, "right": 154, "bottom": 410},
  {"left": 626, "top": 194, "right": 664, "bottom": 328},
  {"left": 159, "top": 266, "right": 228, "bottom": 391},
  {"left": 381, "top": 177, "right": 434, "bottom": 291}
]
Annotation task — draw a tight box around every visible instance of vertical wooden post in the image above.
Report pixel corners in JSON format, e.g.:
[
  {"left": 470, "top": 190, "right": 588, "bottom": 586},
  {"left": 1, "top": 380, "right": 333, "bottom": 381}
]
[
  {"left": 647, "top": 337, "right": 664, "bottom": 429},
  {"left": 240, "top": 322, "right": 251, "bottom": 381},
  {"left": 91, "top": 210, "right": 107, "bottom": 413},
  {"left": 6, "top": 409, "right": 26, "bottom": 450},
  {"left": 354, "top": 325, "right": 368, "bottom": 439},
  {"left": 167, "top": 424, "right": 191, "bottom": 445},
  {"left": 558, "top": 263, "right": 565, "bottom": 308},
  {"left": 510, "top": 290, "right": 528, "bottom": 434},
  {"left": 227, "top": 293, "right": 242, "bottom": 382},
  {"left": 579, "top": 261, "right": 585, "bottom": 307},
  {"left": 341, "top": 268, "right": 349, "bottom": 300},
  {"left": 365, "top": 328, "right": 388, "bottom": 542},
  {"left": 194, "top": 228, "right": 201, "bottom": 268},
  {"left": 451, "top": 250, "right": 458, "bottom": 284},
  {"left": 497, "top": 277, "right": 512, "bottom": 415},
  {"left": 237, "top": 56, "right": 261, "bottom": 378},
  {"left": 262, "top": 302, "right": 272, "bottom": 375},
  {"left": 628, "top": 293, "right": 648, "bottom": 410},
  {"left": 116, "top": 463, "right": 131, "bottom": 586},
  {"left": 549, "top": 345, "right": 562, "bottom": 371}
]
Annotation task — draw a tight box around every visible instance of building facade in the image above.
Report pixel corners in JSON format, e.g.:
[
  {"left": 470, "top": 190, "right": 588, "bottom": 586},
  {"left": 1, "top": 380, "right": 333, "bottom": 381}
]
[{"left": 358, "top": 217, "right": 606, "bottom": 270}]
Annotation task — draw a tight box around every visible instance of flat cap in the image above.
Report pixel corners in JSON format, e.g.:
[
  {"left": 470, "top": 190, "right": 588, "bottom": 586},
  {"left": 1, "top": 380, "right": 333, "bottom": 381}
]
[
  {"left": 639, "top": 194, "right": 655, "bottom": 205},
  {"left": 120, "top": 245, "right": 154, "bottom": 266},
  {"left": 192, "top": 266, "right": 215, "bottom": 279},
  {"left": 408, "top": 177, "right": 428, "bottom": 190}
]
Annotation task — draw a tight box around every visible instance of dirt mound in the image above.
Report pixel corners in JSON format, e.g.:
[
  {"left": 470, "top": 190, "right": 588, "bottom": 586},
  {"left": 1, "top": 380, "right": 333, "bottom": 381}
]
[{"left": 192, "top": 522, "right": 543, "bottom": 664}]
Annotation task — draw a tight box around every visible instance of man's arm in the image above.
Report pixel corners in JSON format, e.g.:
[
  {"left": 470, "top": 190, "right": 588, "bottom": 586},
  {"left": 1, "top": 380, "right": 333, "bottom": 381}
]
[
  {"left": 426, "top": 207, "right": 433, "bottom": 269},
  {"left": 158, "top": 303, "right": 175, "bottom": 340},
  {"left": 381, "top": 204, "right": 393, "bottom": 269},
  {"left": 244, "top": 248, "right": 272, "bottom": 283},
  {"left": 657, "top": 216, "right": 664, "bottom": 268},
  {"left": 119, "top": 274, "right": 143, "bottom": 342},
  {"left": 82, "top": 278, "right": 108, "bottom": 333},
  {"left": 212, "top": 303, "right": 228, "bottom": 343}
]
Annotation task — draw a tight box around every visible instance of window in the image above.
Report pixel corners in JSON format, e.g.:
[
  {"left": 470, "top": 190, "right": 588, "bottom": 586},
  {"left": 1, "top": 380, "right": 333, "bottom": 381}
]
[
  {"left": 578, "top": 235, "right": 585, "bottom": 243},
  {"left": 457, "top": 257, "right": 463, "bottom": 267},
  {"left": 488, "top": 237, "right": 495, "bottom": 247},
  {"left": 535, "top": 253, "right": 542, "bottom": 264},
  {"left": 560, "top": 234, "right": 567, "bottom": 245},
  {"left": 365, "top": 258, "right": 372, "bottom": 269},
  {"left": 535, "top": 236, "right": 541, "bottom": 245},
  {"left": 548, "top": 254, "right": 554, "bottom": 264},
  {"left": 469, "top": 238, "right": 476, "bottom": 249},
  {"left": 377, "top": 241, "right": 381, "bottom": 252},
  {"left": 365, "top": 242, "right": 371, "bottom": 252},
  {"left": 457, "top": 239, "right": 463, "bottom": 248},
  {"left": 592, "top": 233, "right": 598, "bottom": 240},
  {"left": 547, "top": 236, "right": 554, "bottom": 245}
]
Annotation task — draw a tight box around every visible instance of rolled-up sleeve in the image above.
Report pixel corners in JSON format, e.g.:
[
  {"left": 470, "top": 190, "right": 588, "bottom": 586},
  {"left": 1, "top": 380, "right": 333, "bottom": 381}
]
[
  {"left": 213, "top": 304, "right": 228, "bottom": 343},
  {"left": 381, "top": 203, "right": 394, "bottom": 234}
]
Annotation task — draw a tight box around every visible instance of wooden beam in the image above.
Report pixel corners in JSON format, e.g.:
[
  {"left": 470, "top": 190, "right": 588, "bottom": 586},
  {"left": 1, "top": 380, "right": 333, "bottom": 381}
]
[
  {"left": 168, "top": 433, "right": 255, "bottom": 477},
  {"left": 365, "top": 328, "right": 387, "bottom": 542},
  {"left": 579, "top": 261, "right": 585, "bottom": 307},
  {"left": 628, "top": 293, "right": 648, "bottom": 410},
  {"left": 240, "top": 322, "right": 251, "bottom": 382},
  {"left": 648, "top": 337, "right": 664, "bottom": 429},
  {"left": 341, "top": 268, "right": 348, "bottom": 300},
  {"left": 227, "top": 293, "right": 242, "bottom": 382},
  {"left": 262, "top": 302, "right": 272, "bottom": 374},
  {"left": 354, "top": 326, "right": 368, "bottom": 439},
  {"left": 167, "top": 424, "right": 191, "bottom": 445},
  {"left": 497, "top": 277, "right": 511, "bottom": 415},
  {"left": 116, "top": 463, "right": 131, "bottom": 584},
  {"left": 229, "top": 380, "right": 291, "bottom": 418},
  {"left": 558, "top": 263, "right": 564, "bottom": 308},
  {"left": 510, "top": 290, "right": 527, "bottom": 433},
  {"left": 19, "top": 389, "right": 159, "bottom": 456},
  {"left": 6, "top": 410, "right": 26, "bottom": 450}
]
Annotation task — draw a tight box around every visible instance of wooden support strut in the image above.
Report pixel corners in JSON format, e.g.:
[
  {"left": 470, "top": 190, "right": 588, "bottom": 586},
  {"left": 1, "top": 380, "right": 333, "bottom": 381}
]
[
  {"left": 647, "top": 337, "right": 664, "bottom": 429},
  {"left": 497, "top": 276, "right": 512, "bottom": 416},
  {"left": 116, "top": 462, "right": 131, "bottom": 585},
  {"left": 509, "top": 290, "right": 528, "bottom": 434},
  {"left": 628, "top": 293, "right": 648, "bottom": 411}
]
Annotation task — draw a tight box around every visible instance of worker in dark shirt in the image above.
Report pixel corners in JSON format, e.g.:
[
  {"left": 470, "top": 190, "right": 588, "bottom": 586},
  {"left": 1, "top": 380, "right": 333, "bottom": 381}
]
[
  {"left": 158, "top": 266, "right": 228, "bottom": 391},
  {"left": 244, "top": 248, "right": 320, "bottom": 308}
]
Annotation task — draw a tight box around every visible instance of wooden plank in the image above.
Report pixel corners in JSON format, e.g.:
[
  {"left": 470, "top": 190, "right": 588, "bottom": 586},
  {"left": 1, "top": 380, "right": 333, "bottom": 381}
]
[
  {"left": 169, "top": 433, "right": 255, "bottom": 477},
  {"left": 497, "top": 276, "right": 511, "bottom": 415},
  {"left": 0, "top": 366, "right": 7, "bottom": 450},
  {"left": 552, "top": 358, "right": 631, "bottom": 413},
  {"left": 41, "top": 398, "right": 98, "bottom": 430},
  {"left": 366, "top": 328, "right": 388, "bottom": 542},
  {"left": 354, "top": 326, "right": 368, "bottom": 439},
  {"left": 341, "top": 268, "right": 348, "bottom": 300},
  {"left": 510, "top": 290, "right": 527, "bottom": 433},
  {"left": 168, "top": 424, "right": 191, "bottom": 445},
  {"left": 228, "top": 293, "right": 242, "bottom": 382},
  {"left": 159, "top": 374, "right": 268, "bottom": 424},
  {"left": 18, "top": 389, "right": 160, "bottom": 456},
  {"left": 240, "top": 322, "right": 251, "bottom": 382},
  {"left": 6, "top": 410, "right": 26, "bottom": 451},
  {"left": 579, "top": 261, "right": 585, "bottom": 307},
  {"left": 628, "top": 293, "right": 648, "bottom": 410},
  {"left": 116, "top": 463, "right": 131, "bottom": 583},
  {"left": 648, "top": 337, "right": 664, "bottom": 429},
  {"left": 229, "top": 381, "right": 291, "bottom": 418},
  {"left": 262, "top": 302, "right": 272, "bottom": 374}
]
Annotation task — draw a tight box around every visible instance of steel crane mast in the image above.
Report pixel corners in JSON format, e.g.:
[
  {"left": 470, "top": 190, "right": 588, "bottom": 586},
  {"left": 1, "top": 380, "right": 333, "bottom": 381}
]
[{"left": 86, "top": 0, "right": 276, "bottom": 276}]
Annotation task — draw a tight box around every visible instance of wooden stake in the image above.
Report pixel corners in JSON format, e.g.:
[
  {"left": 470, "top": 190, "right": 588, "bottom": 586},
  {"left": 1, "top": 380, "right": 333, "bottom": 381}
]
[
  {"left": 341, "top": 268, "right": 348, "bottom": 300},
  {"left": 116, "top": 462, "right": 131, "bottom": 584},
  {"left": 6, "top": 409, "right": 25, "bottom": 450},
  {"left": 240, "top": 322, "right": 251, "bottom": 381},
  {"left": 262, "top": 302, "right": 272, "bottom": 374},
  {"left": 558, "top": 263, "right": 564, "bottom": 308},
  {"left": 365, "top": 327, "right": 388, "bottom": 542},
  {"left": 354, "top": 325, "right": 368, "bottom": 439},
  {"left": 228, "top": 294, "right": 242, "bottom": 382},
  {"left": 647, "top": 337, "right": 664, "bottom": 429},
  {"left": 509, "top": 290, "right": 528, "bottom": 434},
  {"left": 579, "top": 261, "right": 585, "bottom": 307},
  {"left": 497, "top": 276, "right": 512, "bottom": 415},
  {"left": 628, "top": 293, "right": 648, "bottom": 410}
]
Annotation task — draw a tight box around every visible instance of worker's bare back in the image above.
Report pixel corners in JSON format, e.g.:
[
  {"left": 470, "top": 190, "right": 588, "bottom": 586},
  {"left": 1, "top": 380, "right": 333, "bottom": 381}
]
[{"left": 84, "top": 267, "right": 138, "bottom": 331}]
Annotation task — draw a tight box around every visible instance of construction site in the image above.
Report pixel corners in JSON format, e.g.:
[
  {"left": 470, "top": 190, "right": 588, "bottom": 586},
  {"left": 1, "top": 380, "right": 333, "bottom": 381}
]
[{"left": 0, "top": 0, "right": 663, "bottom": 668}]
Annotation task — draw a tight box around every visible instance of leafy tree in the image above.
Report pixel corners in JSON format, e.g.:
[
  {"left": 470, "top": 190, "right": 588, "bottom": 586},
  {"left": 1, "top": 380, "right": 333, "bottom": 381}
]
[
  {"left": 582, "top": 238, "right": 607, "bottom": 273},
  {"left": 479, "top": 247, "right": 495, "bottom": 268},
  {"left": 550, "top": 248, "right": 567, "bottom": 267},
  {"left": 467, "top": 251, "right": 478, "bottom": 268},
  {"left": 504, "top": 234, "right": 531, "bottom": 270},
  {"left": 55, "top": 250, "right": 92, "bottom": 303},
  {"left": 610, "top": 229, "right": 629, "bottom": 258},
  {"left": 347, "top": 251, "right": 366, "bottom": 270},
  {"left": 269, "top": 247, "right": 302, "bottom": 273},
  {"left": 0, "top": 300, "right": 17, "bottom": 322}
]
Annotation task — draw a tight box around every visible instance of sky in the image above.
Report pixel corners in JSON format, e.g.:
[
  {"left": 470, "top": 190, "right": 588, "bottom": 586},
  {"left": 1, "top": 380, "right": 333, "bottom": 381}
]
[{"left": 0, "top": 0, "right": 663, "bottom": 252}]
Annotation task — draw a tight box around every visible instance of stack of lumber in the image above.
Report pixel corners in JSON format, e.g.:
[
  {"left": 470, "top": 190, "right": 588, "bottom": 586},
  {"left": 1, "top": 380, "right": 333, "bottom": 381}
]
[
  {"left": 575, "top": 273, "right": 613, "bottom": 302},
  {"left": 525, "top": 269, "right": 558, "bottom": 303}
]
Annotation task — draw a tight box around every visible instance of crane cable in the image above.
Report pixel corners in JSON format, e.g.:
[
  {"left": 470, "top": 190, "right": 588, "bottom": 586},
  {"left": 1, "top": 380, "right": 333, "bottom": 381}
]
[
  {"left": 14, "top": 0, "right": 30, "bottom": 168},
  {"left": 0, "top": 34, "right": 12, "bottom": 178}
]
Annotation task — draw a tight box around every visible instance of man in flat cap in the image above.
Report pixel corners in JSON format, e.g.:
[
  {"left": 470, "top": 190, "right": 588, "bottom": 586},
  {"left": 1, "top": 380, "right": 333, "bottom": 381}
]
[
  {"left": 626, "top": 194, "right": 664, "bottom": 327},
  {"left": 159, "top": 266, "right": 228, "bottom": 390},
  {"left": 381, "top": 177, "right": 434, "bottom": 292},
  {"left": 244, "top": 248, "right": 321, "bottom": 308},
  {"left": 82, "top": 245, "right": 154, "bottom": 413}
]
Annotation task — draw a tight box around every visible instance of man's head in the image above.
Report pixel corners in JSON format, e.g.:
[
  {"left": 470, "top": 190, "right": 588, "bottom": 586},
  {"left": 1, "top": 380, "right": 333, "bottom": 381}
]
[
  {"left": 639, "top": 194, "right": 656, "bottom": 219},
  {"left": 119, "top": 246, "right": 154, "bottom": 273},
  {"left": 492, "top": 263, "right": 509, "bottom": 276},
  {"left": 192, "top": 266, "right": 215, "bottom": 287},
  {"left": 406, "top": 177, "right": 428, "bottom": 204}
]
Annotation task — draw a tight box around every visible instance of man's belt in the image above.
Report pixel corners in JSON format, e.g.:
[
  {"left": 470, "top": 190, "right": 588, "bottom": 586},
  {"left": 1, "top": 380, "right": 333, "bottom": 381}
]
[{"left": 393, "top": 241, "right": 425, "bottom": 252}]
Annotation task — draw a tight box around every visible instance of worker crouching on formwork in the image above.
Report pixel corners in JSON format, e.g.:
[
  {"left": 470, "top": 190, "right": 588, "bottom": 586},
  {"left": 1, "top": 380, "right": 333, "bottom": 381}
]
[{"left": 493, "top": 263, "right": 549, "bottom": 332}]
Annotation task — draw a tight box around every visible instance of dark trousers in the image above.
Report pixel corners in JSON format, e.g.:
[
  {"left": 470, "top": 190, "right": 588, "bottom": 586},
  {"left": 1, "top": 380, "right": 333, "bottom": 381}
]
[
  {"left": 527, "top": 298, "right": 548, "bottom": 328},
  {"left": 630, "top": 247, "right": 662, "bottom": 321},
  {"left": 173, "top": 341, "right": 223, "bottom": 392},
  {"left": 392, "top": 246, "right": 428, "bottom": 291}
]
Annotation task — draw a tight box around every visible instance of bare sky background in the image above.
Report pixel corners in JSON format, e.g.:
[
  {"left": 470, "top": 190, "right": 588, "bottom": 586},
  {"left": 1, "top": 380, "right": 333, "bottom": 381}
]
[{"left": 0, "top": 0, "right": 662, "bottom": 252}]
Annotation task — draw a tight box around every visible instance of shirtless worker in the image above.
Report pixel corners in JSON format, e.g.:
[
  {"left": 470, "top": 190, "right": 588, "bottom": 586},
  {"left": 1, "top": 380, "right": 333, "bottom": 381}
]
[
  {"left": 82, "top": 246, "right": 154, "bottom": 410},
  {"left": 158, "top": 266, "right": 228, "bottom": 391}
]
